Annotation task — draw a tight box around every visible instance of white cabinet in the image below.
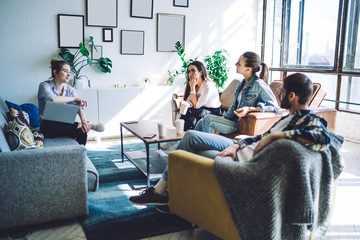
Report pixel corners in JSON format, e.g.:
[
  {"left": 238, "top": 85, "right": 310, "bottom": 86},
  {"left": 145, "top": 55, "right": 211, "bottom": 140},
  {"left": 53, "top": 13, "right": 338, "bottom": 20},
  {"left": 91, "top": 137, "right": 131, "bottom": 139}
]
[
  {"left": 98, "top": 88, "right": 142, "bottom": 138},
  {"left": 77, "top": 86, "right": 173, "bottom": 140}
]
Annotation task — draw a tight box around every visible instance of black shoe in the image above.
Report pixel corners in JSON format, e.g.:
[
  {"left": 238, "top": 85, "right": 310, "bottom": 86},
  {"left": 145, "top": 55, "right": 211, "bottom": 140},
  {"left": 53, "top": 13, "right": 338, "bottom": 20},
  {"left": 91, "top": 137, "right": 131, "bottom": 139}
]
[
  {"left": 156, "top": 205, "right": 172, "bottom": 214},
  {"left": 129, "top": 187, "right": 169, "bottom": 205}
]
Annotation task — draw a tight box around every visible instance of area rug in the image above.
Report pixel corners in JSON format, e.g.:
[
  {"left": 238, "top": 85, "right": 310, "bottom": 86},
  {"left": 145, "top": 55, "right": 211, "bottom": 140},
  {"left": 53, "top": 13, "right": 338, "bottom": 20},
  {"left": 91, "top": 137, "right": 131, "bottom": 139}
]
[{"left": 80, "top": 141, "right": 191, "bottom": 240}]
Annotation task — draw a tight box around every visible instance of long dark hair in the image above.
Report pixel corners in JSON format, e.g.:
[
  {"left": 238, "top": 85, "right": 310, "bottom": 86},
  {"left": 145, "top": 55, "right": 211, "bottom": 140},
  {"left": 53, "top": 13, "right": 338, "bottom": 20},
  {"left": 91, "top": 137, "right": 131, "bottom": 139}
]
[
  {"left": 183, "top": 61, "right": 210, "bottom": 101},
  {"left": 242, "top": 51, "right": 269, "bottom": 84},
  {"left": 50, "top": 59, "right": 69, "bottom": 78}
]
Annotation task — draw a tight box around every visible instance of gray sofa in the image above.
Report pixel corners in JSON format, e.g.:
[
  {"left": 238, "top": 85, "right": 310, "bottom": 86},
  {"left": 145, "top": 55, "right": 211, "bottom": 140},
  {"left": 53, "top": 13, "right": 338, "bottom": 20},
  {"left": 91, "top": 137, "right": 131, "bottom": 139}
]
[{"left": 0, "top": 97, "right": 99, "bottom": 230}]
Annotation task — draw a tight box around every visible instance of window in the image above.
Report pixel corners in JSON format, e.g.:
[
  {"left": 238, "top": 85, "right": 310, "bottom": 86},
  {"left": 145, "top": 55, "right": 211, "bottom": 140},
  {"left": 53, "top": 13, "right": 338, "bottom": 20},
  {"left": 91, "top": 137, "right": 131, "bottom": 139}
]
[
  {"left": 263, "top": 0, "right": 360, "bottom": 113},
  {"left": 343, "top": 0, "right": 360, "bottom": 72}
]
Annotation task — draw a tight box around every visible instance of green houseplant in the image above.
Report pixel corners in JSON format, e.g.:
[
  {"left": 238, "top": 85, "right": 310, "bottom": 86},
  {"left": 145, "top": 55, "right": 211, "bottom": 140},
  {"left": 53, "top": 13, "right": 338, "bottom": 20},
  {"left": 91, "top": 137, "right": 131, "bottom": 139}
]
[
  {"left": 204, "top": 50, "right": 230, "bottom": 90},
  {"left": 58, "top": 36, "right": 112, "bottom": 87}
]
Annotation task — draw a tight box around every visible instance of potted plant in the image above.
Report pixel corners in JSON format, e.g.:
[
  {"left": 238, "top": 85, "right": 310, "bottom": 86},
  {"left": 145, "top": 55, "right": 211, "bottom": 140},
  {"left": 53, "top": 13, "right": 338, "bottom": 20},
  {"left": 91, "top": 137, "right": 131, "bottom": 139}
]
[{"left": 58, "top": 36, "right": 112, "bottom": 88}]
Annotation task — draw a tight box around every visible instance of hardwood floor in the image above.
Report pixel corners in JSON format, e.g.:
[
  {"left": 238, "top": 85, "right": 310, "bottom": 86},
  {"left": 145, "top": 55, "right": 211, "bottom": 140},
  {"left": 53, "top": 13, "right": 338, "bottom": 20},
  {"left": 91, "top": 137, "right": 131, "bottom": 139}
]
[{"left": 1, "top": 139, "right": 359, "bottom": 240}]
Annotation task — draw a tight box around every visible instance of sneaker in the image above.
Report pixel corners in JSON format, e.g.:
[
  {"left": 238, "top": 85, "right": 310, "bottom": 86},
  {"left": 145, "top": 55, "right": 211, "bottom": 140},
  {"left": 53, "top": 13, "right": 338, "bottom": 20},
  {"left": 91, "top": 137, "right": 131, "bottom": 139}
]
[
  {"left": 156, "top": 205, "right": 172, "bottom": 214},
  {"left": 91, "top": 123, "right": 105, "bottom": 132},
  {"left": 129, "top": 187, "right": 169, "bottom": 205},
  {"left": 160, "top": 141, "right": 178, "bottom": 150}
]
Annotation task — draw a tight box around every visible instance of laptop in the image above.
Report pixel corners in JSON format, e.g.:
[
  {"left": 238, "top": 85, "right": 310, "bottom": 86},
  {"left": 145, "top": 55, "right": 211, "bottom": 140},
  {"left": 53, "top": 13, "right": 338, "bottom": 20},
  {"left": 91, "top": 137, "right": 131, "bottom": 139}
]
[{"left": 42, "top": 101, "right": 79, "bottom": 124}]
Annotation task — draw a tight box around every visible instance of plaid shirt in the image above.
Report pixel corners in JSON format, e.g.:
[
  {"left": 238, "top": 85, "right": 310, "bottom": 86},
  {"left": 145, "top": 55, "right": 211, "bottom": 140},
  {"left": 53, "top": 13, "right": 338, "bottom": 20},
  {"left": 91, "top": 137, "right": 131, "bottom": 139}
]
[{"left": 235, "top": 109, "right": 331, "bottom": 152}]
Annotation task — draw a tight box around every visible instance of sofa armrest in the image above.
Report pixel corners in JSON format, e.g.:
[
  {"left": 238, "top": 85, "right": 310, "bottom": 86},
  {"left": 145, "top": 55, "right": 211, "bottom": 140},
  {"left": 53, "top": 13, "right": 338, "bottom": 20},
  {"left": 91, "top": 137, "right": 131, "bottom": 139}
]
[
  {"left": 0, "top": 145, "right": 88, "bottom": 230},
  {"left": 238, "top": 111, "right": 288, "bottom": 136},
  {"left": 168, "top": 150, "right": 240, "bottom": 240},
  {"left": 238, "top": 108, "right": 337, "bottom": 136}
]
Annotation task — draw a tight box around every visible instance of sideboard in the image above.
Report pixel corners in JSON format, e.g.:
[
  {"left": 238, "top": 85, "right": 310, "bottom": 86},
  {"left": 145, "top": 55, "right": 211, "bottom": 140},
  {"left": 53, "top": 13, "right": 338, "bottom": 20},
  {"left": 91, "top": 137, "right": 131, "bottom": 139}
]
[{"left": 77, "top": 86, "right": 174, "bottom": 141}]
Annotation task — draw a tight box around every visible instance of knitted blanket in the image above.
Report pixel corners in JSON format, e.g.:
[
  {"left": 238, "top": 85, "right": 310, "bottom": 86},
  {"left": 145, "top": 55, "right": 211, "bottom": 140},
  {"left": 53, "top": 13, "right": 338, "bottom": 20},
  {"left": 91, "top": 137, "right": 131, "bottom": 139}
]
[{"left": 214, "top": 133, "right": 344, "bottom": 240}]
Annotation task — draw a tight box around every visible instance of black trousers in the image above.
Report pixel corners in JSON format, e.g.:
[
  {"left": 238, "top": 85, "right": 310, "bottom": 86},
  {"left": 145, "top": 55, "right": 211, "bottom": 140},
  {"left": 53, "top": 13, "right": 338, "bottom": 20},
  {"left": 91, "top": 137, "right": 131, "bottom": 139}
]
[
  {"left": 40, "top": 120, "right": 87, "bottom": 145},
  {"left": 180, "top": 107, "right": 222, "bottom": 131}
]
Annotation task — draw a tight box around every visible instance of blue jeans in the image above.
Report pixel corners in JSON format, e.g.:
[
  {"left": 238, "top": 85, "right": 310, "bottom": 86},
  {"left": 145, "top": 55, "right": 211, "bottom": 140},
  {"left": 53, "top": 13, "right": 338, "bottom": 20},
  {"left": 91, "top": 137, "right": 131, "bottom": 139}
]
[
  {"left": 162, "top": 130, "right": 235, "bottom": 180},
  {"left": 194, "top": 115, "right": 238, "bottom": 134}
]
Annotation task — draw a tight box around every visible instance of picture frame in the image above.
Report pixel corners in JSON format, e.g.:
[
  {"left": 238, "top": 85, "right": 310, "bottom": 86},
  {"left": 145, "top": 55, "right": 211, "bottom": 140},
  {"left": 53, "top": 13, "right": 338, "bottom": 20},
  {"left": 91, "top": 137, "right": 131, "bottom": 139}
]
[
  {"left": 120, "top": 30, "right": 145, "bottom": 55},
  {"left": 131, "top": 0, "right": 154, "bottom": 19},
  {"left": 173, "top": 0, "right": 189, "bottom": 7},
  {"left": 92, "top": 45, "right": 103, "bottom": 60},
  {"left": 103, "top": 28, "right": 113, "bottom": 42},
  {"left": 157, "top": 13, "right": 185, "bottom": 52},
  {"left": 58, "top": 14, "right": 84, "bottom": 48},
  {"left": 86, "top": 0, "right": 118, "bottom": 27}
]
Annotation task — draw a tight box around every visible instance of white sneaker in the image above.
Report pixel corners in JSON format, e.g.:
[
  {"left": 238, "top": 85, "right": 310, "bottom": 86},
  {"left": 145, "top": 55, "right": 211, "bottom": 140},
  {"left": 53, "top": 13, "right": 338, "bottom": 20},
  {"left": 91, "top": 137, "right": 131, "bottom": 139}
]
[
  {"left": 160, "top": 141, "right": 178, "bottom": 150},
  {"left": 91, "top": 123, "right": 105, "bottom": 132}
]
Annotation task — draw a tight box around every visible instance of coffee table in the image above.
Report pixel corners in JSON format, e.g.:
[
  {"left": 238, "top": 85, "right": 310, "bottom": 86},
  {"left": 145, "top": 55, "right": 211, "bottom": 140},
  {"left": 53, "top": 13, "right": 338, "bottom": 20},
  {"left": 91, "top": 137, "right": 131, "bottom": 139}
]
[{"left": 120, "top": 120, "right": 184, "bottom": 187}]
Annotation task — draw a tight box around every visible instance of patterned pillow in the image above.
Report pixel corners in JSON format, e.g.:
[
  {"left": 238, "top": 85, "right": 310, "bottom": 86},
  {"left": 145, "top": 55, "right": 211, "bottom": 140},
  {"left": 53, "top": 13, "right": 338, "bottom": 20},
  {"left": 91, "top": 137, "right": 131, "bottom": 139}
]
[{"left": 6, "top": 108, "right": 44, "bottom": 151}]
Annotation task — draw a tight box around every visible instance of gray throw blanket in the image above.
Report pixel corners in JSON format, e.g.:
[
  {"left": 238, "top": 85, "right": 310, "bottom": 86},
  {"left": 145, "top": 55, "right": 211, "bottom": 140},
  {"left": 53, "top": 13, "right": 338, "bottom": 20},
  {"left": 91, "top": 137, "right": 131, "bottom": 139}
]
[{"left": 214, "top": 132, "right": 344, "bottom": 240}]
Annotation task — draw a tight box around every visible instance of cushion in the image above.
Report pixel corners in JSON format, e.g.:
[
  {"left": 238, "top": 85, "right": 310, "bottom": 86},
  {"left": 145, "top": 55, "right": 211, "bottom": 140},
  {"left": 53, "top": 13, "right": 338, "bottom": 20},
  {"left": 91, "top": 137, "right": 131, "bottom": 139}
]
[
  {"left": 5, "top": 100, "right": 41, "bottom": 128},
  {"left": 6, "top": 108, "right": 44, "bottom": 151}
]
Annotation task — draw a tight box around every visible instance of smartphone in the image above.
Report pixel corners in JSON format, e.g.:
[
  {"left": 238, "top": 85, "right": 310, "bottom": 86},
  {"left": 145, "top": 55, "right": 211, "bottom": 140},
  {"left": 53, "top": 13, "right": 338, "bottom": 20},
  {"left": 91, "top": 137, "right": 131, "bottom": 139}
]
[
  {"left": 125, "top": 120, "right": 138, "bottom": 124},
  {"left": 143, "top": 133, "right": 156, "bottom": 139}
]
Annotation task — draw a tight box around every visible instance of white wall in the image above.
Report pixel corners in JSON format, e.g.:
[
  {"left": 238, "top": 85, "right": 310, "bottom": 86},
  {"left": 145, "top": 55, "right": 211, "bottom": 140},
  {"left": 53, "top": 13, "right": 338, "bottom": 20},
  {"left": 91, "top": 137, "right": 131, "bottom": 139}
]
[{"left": 0, "top": 0, "right": 262, "bottom": 104}]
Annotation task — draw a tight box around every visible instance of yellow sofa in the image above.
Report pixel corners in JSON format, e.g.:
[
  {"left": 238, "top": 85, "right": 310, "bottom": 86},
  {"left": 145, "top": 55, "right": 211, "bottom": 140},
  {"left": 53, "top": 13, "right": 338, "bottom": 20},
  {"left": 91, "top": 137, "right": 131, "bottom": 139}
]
[{"left": 168, "top": 150, "right": 241, "bottom": 240}]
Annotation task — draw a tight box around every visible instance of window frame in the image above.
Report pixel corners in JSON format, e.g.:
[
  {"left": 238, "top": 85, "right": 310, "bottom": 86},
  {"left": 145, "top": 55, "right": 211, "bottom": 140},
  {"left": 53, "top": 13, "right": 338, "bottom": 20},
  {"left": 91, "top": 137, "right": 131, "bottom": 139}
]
[{"left": 262, "top": 0, "right": 360, "bottom": 113}]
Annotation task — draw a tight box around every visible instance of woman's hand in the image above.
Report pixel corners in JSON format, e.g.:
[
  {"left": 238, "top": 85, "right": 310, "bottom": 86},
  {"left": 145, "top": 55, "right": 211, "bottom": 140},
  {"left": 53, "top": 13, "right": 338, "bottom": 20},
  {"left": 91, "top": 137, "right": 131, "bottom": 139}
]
[
  {"left": 217, "top": 144, "right": 240, "bottom": 161},
  {"left": 189, "top": 77, "right": 198, "bottom": 90},
  {"left": 74, "top": 98, "right": 88, "bottom": 107},
  {"left": 234, "top": 107, "right": 250, "bottom": 118},
  {"left": 81, "top": 120, "right": 91, "bottom": 133}
]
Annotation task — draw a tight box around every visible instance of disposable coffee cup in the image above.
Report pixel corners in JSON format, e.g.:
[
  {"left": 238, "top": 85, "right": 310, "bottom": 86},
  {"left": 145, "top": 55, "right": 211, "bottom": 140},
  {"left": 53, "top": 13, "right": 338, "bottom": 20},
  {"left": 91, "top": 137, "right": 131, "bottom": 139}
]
[
  {"left": 157, "top": 122, "right": 167, "bottom": 137},
  {"left": 180, "top": 101, "right": 190, "bottom": 115},
  {"left": 175, "top": 119, "right": 185, "bottom": 134}
]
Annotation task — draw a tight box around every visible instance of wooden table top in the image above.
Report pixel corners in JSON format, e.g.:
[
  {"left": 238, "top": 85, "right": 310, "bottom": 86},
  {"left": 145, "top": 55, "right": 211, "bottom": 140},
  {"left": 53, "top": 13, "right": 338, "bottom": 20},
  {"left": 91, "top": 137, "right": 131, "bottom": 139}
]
[{"left": 121, "top": 120, "right": 184, "bottom": 143}]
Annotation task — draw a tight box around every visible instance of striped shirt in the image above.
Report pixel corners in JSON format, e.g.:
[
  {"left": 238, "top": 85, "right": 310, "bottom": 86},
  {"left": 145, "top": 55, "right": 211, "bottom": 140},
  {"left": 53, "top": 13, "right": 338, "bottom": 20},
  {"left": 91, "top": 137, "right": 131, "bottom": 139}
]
[{"left": 235, "top": 109, "right": 330, "bottom": 152}]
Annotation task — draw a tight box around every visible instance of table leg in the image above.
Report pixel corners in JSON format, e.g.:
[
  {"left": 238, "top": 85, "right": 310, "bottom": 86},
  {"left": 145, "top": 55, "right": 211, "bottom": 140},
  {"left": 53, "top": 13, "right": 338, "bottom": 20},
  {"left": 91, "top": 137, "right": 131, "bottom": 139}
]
[
  {"left": 120, "top": 123, "right": 124, "bottom": 163},
  {"left": 145, "top": 143, "right": 150, "bottom": 187}
]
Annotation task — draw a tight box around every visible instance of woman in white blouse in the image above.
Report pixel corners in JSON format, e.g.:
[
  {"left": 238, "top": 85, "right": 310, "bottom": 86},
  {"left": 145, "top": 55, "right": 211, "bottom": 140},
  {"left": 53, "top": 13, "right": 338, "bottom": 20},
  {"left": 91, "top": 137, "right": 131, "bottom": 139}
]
[{"left": 180, "top": 61, "right": 221, "bottom": 131}]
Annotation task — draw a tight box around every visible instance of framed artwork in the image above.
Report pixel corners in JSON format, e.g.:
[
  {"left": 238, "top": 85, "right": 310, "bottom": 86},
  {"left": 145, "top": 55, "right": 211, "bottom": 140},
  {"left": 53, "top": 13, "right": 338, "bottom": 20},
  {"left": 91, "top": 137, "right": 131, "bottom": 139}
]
[
  {"left": 157, "top": 13, "right": 185, "bottom": 52},
  {"left": 86, "top": 0, "right": 118, "bottom": 27},
  {"left": 58, "top": 14, "right": 84, "bottom": 48},
  {"left": 131, "top": 0, "right": 153, "bottom": 19},
  {"left": 120, "top": 30, "right": 145, "bottom": 55},
  {"left": 103, "top": 28, "right": 113, "bottom": 42},
  {"left": 92, "top": 45, "right": 103, "bottom": 60},
  {"left": 173, "top": 0, "right": 189, "bottom": 7}
]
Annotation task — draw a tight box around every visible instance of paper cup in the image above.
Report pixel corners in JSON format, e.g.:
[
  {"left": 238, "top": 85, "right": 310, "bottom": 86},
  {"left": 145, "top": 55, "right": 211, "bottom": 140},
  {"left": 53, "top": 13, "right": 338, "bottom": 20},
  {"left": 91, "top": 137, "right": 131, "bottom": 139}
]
[
  {"left": 180, "top": 101, "right": 190, "bottom": 115},
  {"left": 157, "top": 122, "right": 167, "bottom": 137},
  {"left": 175, "top": 119, "right": 185, "bottom": 134}
]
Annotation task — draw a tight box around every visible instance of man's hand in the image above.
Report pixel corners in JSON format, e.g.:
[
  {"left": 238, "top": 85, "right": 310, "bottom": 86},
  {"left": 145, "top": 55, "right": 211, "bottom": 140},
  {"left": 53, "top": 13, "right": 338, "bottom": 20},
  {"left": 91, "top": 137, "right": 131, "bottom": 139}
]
[
  {"left": 217, "top": 144, "right": 240, "bottom": 161},
  {"left": 253, "top": 131, "right": 285, "bottom": 156}
]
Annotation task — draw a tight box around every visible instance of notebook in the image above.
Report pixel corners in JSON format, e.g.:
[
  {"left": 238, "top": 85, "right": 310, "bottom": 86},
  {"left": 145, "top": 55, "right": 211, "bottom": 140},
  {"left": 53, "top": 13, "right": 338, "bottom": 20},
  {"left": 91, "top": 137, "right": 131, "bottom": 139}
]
[{"left": 42, "top": 101, "right": 79, "bottom": 124}]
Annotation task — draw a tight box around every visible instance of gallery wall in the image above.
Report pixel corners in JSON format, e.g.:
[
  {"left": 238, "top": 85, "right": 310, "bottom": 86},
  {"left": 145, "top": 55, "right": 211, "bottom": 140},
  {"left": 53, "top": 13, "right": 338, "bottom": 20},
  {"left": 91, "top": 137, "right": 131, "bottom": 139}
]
[{"left": 0, "top": 0, "right": 262, "bottom": 105}]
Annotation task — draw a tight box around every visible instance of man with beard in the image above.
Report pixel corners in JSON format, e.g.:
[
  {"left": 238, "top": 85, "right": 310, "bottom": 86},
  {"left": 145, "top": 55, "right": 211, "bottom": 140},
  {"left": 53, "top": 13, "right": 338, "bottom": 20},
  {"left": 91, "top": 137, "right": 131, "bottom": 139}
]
[{"left": 129, "top": 73, "right": 330, "bottom": 206}]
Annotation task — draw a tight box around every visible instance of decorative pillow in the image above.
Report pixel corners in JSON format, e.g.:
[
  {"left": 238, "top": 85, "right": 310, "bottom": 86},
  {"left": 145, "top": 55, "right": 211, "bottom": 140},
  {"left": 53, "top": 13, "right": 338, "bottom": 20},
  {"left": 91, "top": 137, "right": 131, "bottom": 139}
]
[
  {"left": 5, "top": 100, "right": 41, "bottom": 128},
  {"left": 6, "top": 108, "right": 43, "bottom": 151}
]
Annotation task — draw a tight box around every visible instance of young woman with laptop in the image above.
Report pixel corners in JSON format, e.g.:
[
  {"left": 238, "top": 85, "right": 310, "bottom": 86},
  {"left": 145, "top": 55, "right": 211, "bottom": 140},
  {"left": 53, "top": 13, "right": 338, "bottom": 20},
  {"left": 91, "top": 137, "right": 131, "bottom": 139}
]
[{"left": 37, "top": 59, "right": 103, "bottom": 145}]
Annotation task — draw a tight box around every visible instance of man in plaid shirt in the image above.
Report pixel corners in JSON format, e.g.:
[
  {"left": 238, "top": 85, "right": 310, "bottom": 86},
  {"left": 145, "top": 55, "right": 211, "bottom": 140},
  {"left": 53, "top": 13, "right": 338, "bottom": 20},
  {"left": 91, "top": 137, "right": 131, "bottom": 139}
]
[{"left": 129, "top": 72, "right": 331, "bottom": 206}]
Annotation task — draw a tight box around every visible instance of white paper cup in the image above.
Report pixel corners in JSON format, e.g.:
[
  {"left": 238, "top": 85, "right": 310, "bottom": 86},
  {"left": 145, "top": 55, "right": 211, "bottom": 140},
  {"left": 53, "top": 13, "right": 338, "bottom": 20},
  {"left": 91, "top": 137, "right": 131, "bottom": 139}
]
[
  {"left": 175, "top": 119, "right": 185, "bottom": 134},
  {"left": 157, "top": 122, "right": 167, "bottom": 137},
  {"left": 180, "top": 101, "right": 190, "bottom": 115}
]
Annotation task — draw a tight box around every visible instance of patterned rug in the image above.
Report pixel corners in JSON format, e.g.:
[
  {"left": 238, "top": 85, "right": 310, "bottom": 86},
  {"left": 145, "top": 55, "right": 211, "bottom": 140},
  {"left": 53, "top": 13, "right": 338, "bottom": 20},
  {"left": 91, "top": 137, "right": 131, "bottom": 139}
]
[{"left": 80, "top": 140, "right": 191, "bottom": 240}]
